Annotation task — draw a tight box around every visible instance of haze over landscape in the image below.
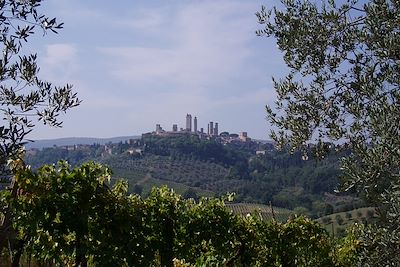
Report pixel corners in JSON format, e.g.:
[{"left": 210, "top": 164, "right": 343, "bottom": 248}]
[{"left": 29, "top": 0, "right": 285, "bottom": 140}]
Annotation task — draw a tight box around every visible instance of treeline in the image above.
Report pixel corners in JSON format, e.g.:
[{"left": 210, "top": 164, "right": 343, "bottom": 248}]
[
  {"left": 142, "top": 135, "right": 251, "bottom": 176},
  {"left": 26, "top": 145, "right": 103, "bottom": 168},
  {"left": 139, "top": 135, "right": 353, "bottom": 215}
]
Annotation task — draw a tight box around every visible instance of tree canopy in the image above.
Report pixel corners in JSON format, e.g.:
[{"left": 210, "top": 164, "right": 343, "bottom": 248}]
[
  {"left": 256, "top": 0, "right": 399, "bottom": 265},
  {"left": 0, "top": 0, "right": 80, "bottom": 174},
  {"left": 0, "top": 0, "right": 79, "bottom": 261}
]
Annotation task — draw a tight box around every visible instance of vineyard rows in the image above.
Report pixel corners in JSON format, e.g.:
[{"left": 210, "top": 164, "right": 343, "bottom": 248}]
[
  {"left": 102, "top": 154, "right": 229, "bottom": 190},
  {"left": 227, "top": 203, "right": 293, "bottom": 222}
]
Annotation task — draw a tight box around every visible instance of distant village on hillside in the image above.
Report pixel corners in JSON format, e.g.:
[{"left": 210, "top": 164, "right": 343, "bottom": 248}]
[
  {"left": 24, "top": 114, "right": 272, "bottom": 160},
  {"left": 144, "top": 113, "right": 251, "bottom": 143}
]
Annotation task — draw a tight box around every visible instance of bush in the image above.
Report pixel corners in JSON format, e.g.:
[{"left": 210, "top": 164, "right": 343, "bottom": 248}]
[
  {"left": 366, "top": 209, "right": 375, "bottom": 220},
  {"left": 336, "top": 215, "right": 344, "bottom": 225},
  {"left": 3, "top": 162, "right": 362, "bottom": 266},
  {"left": 321, "top": 216, "right": 332, "bottom": 224},
  {"left": 336, "top": 227, "right": 346, "bottom": 238}
]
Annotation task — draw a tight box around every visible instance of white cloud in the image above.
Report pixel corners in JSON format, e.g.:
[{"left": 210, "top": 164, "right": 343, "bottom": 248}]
[
  {"left": 115, "top": 10, "right": 166, "bottom": 30},
  {"left": 97, "top": 1, "right": 258, "bottom": 92},
  {"left": 41, "top": 43, "right": 78, "bottom": 82},
  {"left": 43, "top": 43, "right": 76, "bottom": 65}
]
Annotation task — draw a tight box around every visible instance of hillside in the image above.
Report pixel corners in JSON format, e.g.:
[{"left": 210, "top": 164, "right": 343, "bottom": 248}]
[
  {"left": 25, "top": 136, "right": 140, "bottom": 149},
  {"left": 317, "top": 207, "right": 377, "bottom": 237},
  {"left": 25, "top": 134, "right": 362, "bottom": 217},
  {"left": 226, "top": 203, "right": 293, "bottom": 222}
]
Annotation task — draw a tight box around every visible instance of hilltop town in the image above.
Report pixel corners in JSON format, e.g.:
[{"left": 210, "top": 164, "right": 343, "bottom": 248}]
[
  {"left": 145, "top": 113, "right": 251, "bottom": 143},
  {"left": 24, "top": 113, "right": 270, "bottom": 164}
]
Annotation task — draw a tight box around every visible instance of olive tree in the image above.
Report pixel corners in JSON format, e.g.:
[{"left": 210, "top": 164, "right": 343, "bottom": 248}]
[
  {"left": 256, "top": 0, "right": 399, "bottom": 265},
  {"left": 0, "top": 0, "right": 79, "bottom": 171},
  {"left": 0, "top": 0, "right": 79, "bottom": 259}
]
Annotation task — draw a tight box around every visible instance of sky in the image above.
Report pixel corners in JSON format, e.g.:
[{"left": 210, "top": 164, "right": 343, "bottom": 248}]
[{"left": 29, "top": 0, "right": 287, "bottom": 140}]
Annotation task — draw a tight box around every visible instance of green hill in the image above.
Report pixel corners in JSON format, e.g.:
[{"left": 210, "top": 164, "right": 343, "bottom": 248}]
[
  {"left": 316, "top": 207, "right": 377, "bottom": 237},
  {"left": 25, "top": 136, "right": 140, "bottom": 149},
  {"left": 25, "top": 134, "right": 360, "bottom": 216}
]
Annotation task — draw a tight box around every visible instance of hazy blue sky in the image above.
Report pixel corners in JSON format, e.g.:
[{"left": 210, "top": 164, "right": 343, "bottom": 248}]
[{"left": 30, "top": 0, "right": 286, "bottom": 140}]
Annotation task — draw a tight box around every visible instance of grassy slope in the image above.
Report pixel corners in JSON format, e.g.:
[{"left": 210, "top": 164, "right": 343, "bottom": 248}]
[
  {"left": 227, "top": 204, "right": 376, "bottom": 236},
  {"left": 104, "top": 154, "right": 229, "bottom": 196},
  {"left": 316, "top": 207, "right": 377, "bottom": 236}
]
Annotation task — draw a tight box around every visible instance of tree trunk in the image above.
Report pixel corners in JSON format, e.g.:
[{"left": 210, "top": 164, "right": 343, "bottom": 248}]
[
  {"left": 11, "top": 238, "right": 25, "bottom": 267},
  {"left": 0, "top": 179, "right": 19, "bottom": 260},
  {"left": 160, "top": 217, "right": 174, "bottom": 267},
  {"left": 74, "top": 237, "right": 87, "bottom": 267}
]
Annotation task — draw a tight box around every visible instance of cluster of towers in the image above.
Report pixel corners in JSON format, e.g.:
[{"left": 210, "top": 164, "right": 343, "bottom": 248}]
[
  {"left": 155, "top": 114, "right": 220, "bottom": 137},
  {"left": 184, "top": 114, "right": 218, "bottom": 136},
  {"left": 152, "top": 114, "right": 251, "bottom": 142},
  {"left": 207, "top": 121, "right": 218, "bottom": 136}
]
